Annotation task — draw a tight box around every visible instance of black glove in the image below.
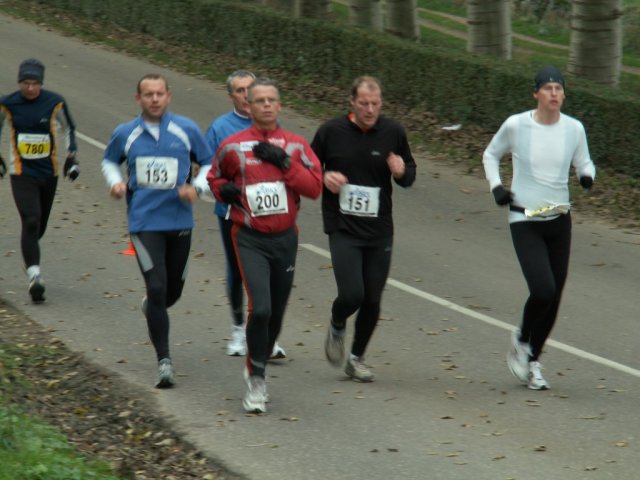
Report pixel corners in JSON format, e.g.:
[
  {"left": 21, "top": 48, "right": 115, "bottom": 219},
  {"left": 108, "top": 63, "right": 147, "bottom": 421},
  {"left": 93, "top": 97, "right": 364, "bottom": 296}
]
[
  {"left": 579, "top": 176, "right": 593, "bottom": 190},
  {"left": 252, "top": 142, "right": 291, "bottom": 169},
  {"left": 63, "top": 154, "right": 80, "bottom": 181},
  {"left": 0, "top": 154, "right": 6, "bottom": 178},
  {"left": 219, "top": 182, "right": 241, "bottom": 205},
  {"left": 492, "top": 185, "right": 513, "bottom": 206}
]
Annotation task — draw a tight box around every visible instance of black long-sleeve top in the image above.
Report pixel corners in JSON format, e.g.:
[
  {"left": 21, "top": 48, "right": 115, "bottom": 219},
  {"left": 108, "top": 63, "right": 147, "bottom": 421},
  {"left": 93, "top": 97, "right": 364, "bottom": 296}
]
[{"left": 311, "top": 114, "right": 416, "bottom": 239}]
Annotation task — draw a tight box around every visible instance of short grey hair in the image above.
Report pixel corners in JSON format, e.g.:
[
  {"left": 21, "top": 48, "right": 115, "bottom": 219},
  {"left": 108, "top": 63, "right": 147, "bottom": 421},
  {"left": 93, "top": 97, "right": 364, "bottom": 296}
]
[
  {"left": 226, "top": 70, "right": 256, "bottom": 95},
  {"left": 247, "top": 77, "right": 280, "bottom": 102}
]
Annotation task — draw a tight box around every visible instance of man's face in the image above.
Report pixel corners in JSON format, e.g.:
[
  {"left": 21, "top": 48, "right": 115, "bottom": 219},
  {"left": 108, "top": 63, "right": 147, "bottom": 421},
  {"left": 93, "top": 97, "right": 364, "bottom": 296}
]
[
  {"left": 19, "top": 80, "right": 42, "bottom": 101},
  {"left": 249, "top": 85, "right": 281, "bottom": 129},
  {"left": 533, "top": 82, "right": 565, "bottom": 112},
  {"left": 350, "top": 85, "right": 382, "bottom": 130},
  {"left": 229, "top": 76, "right": 254, "bottom": 116},
  {"left": 136, "top": 78, "right": 172, "bottom": 122}
]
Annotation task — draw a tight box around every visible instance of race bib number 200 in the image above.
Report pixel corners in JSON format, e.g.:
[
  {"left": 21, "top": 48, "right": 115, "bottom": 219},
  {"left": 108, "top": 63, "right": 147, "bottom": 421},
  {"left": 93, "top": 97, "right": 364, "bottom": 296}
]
[
  {"left": 339, "top": 184, "right": 381, "bottom": 217},
  {"left": 17, "top": 133, "right": 51, "bottom": 160},
  {"left": 246, "top": 181, "right": 288, "bottom": 217},
  {"left": 135, "top": 156, "right": 178, "bottom": 189}
]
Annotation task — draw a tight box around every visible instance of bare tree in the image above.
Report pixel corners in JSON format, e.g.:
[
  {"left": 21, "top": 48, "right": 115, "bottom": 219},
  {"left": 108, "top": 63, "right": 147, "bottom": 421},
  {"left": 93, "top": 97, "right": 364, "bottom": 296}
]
[
  {"left": 467, "top": 0, "right": 512, "bottom": 59},
  {"left": 385, "top": 0, "right": 420, "bottom": 41},
  {"left": 568, "top": 0, "right": 623, "bottom": 86},
  {"left": 296, "top": 0, "right": 332, "bottom": 19},
  {"left": 349, "top": 0, "right": 383, "bottom": 31}
]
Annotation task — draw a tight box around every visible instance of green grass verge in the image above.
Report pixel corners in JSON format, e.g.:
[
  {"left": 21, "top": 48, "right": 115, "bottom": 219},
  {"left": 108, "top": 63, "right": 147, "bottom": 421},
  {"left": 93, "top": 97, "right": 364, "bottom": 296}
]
[
  {"left": 0, "top": 346, "right": 122, "bottom": 480},
  {"left": 0, "top": 407, "right": 120, "bottom": 480}
]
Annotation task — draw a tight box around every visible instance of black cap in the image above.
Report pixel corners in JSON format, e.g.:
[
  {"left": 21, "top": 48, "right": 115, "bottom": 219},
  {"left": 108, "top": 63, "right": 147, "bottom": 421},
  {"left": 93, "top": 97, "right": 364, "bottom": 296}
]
[
  {"left": 534, "top": 65, "right": 564, "bottom": 91},
  {"left": 18, "top": 58, "right": 45, "bottom": 83}
]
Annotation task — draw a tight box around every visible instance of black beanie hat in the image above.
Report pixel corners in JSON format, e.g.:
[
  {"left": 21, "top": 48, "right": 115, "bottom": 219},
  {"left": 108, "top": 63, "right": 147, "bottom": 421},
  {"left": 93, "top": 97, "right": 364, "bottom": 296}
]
[
  {"left": 534, "top": 65, "right": 564, "bottom": 91},
  {"left": 18, "top": 58, "right": 45, "bottom": 83}
]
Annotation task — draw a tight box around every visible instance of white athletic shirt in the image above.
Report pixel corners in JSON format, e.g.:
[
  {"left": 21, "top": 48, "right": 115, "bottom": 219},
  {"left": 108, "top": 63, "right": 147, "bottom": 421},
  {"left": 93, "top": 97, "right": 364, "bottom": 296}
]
[{"left": 483, "top": 110, "right": 596, "bottom": 223}]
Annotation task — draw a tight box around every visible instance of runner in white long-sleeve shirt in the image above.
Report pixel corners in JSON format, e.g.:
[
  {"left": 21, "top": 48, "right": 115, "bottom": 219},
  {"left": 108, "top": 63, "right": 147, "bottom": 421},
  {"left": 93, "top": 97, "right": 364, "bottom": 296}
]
[{"left": 482, "top": 66, "right": 596, "bottom": 390}]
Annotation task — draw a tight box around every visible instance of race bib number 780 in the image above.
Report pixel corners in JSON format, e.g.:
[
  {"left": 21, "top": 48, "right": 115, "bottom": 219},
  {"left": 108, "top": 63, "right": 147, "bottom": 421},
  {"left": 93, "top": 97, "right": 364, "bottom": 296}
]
[{"left": 17, "top": 133, "right": 51, "bottom": 160}]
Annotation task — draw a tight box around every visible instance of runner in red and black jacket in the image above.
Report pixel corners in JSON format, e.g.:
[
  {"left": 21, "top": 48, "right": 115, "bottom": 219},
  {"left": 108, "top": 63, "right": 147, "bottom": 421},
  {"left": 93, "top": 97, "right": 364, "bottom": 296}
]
[{"left": 207, "top": 77, "right": 322, "bottom": 414}]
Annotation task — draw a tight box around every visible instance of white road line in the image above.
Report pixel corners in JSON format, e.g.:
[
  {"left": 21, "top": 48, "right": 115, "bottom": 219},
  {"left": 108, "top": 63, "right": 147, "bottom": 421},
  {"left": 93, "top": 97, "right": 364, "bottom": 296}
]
[
  {"left": 300, "top": 243, "right": 640, "bottom": 379},
  {"left": 76, "top": 131, "right": 106, "bottom": 150}
]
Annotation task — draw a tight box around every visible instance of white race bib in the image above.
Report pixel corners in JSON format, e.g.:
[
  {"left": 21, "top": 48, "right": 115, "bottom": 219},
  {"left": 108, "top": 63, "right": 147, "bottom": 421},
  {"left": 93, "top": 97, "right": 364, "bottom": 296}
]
[
  {"left": 246, "top": 181, "right": 288, "bottom": 217},
  {"left": 17, "top": 133, "right": 51, "bottom": 160},
  {"left": 339, "top": 184, "right": 380, "bottom": 217},
  {"left": 136, "top": 156, "right": 179, "bottom": 189}
]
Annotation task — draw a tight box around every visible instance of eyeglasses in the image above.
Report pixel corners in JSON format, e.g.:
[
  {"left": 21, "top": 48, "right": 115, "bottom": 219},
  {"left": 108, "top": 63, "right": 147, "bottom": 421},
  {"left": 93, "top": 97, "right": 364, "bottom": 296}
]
[{"left": 250, "top": 97, "right": 280, "bottom": 105}]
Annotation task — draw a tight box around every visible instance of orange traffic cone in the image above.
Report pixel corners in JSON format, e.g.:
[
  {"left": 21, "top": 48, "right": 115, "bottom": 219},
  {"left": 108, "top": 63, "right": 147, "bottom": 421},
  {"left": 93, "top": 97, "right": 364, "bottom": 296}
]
[{"left": 120, "top": 240, "right": 136, "bottom": 256}]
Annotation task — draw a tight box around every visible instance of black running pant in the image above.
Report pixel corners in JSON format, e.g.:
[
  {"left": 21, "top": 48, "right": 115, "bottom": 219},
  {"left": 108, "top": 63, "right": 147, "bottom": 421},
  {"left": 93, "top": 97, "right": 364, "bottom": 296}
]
[
  {"left": 132, "top": 230, "right": 192, "bottom": 361},
  {"left": 233, "top": 225, "right": 298, "bottom": 378},
  {"left": 329, "top": 230, "right": 393, "bottom": 358},
  {"left": 510, "top": 214, "right": 571, "bottom": 361},
  {"left": 218, "top": 216, "right": 244, "bottom": 327},
  {"left": 10, "top": 175, "right": 58, "bottom": 268}
]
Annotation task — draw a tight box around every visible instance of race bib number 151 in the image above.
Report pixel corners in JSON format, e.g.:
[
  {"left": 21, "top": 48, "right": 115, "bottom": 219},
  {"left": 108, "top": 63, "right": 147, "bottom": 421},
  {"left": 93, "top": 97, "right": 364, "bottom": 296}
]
[{"left": 339, "top": 184, "right": 380, "bottom": 217}]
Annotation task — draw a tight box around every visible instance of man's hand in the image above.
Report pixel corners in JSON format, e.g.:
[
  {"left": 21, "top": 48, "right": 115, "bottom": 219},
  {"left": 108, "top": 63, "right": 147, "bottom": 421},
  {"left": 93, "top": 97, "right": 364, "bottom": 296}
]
[
  {"left": 387, "top": 152, "right": 405, "bottom": 178},
  {"left": 178, "top": 184, "right": 198, "bottom": 204},
  {"left": 579, "top": 176, "right": 593, "bottom": 191},
  {"left": 323, "top": 171, "right": 348, "bottom": 194},
  {"left": 252, "top": 142, "right": 291, "bottom": 169},
  {"left": 492, "top": 185, "right": 513, "bottom": 206},
  {"left": 219, "top": 182, "right": 241, "bottom": 205},
  {"left": 0, "top": 154, "right": 6, "bottom": 178},
  {"left": 63, "top": 153, "right": 80, "bottom": 181},
  {"left": 110, "top": 182, "right": 127, "bottom": 199}
]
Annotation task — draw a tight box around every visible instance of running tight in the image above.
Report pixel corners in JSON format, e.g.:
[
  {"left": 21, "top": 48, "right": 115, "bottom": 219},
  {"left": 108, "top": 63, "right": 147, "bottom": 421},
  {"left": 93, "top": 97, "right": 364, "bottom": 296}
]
[
  {"left": 510, "top": 214, "right": 571, "bottom": 361},
  {"left": 132, "top": 230, "right": 191, "bottom": 362},
  {"left": 234, "top": 226, "right": 297, "bottom": 379},
  {"left": 10, "top": 175, "right": 58, "bottom": 269},
  {"left": 218, "top": 216, "right": 244, "bottom": 327},
  {"left": 329, "top": 230, "right": 393, "bottom": 358}
]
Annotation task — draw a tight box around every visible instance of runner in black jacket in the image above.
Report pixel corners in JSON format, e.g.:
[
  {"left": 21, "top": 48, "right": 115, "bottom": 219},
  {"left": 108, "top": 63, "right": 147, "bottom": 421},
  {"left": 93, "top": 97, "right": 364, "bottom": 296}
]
[
  {"left": 311, "top": 75, "right": 416, "bottom": 382},
  {"left": 0, "top": 58, "right": 79, "bottom": 303}
]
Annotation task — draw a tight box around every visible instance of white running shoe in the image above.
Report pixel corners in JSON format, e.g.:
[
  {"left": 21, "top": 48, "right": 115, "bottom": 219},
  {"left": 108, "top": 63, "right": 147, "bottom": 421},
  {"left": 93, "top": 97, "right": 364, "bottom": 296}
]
[
  {"left": 324, "top": 325, "right": 345, "bottom": 367},
  {"left": 507, "top": 329, "right": 530, "bottom": 384},
  {"left": 527, "top": 361, "right": 550, "bottom": 390},
  {"left": 28, "top": 275, "right": 46, "bottom": 304},
  {"left": 243, "top": 367, "right": 267, "bottom": 413},
  {"left": 156, "top": 358, "right": 175, "bottom": 389},
  {"left": 227, "top": 326, "right": 247, "bottom": 356},
  {"left": 345, "top": 356, "right": 375, "bottom": 383},
  {"left": 270, "top": 342, "right": 286, "bottom": 359}
]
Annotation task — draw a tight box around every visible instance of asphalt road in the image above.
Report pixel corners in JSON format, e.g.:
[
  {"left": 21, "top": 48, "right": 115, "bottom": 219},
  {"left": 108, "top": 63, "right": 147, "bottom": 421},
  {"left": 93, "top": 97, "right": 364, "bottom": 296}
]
[{"left": 1, "top": 13, "right": 639, "bottom": 480}]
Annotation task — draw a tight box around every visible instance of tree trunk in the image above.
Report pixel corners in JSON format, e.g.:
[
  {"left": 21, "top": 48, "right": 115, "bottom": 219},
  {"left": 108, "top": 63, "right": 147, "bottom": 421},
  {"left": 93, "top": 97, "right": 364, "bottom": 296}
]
[
  {"left": 296, "top": 0, "right": 331, "bottom": 20},
  {"left": 261, "top": 0, "right": 296, "bottom": 13},
  {"left": 385, "top": 0, "right": 420, "bottom": 41},
  {"left": 568, "top": 0, "right": 623, "bottom": 87},
  {"left": 467, "top": 0, "right": 512, "bottom": 60},
  {"left": 349, "top": 0, "right": 383, "bottom": 31}
]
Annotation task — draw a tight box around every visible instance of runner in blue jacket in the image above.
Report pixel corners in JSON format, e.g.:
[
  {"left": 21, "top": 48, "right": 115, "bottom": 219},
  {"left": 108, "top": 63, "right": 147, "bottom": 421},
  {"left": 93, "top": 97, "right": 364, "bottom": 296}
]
[{"left": 102, "top": 73, "right": 213, "bottom": 388}]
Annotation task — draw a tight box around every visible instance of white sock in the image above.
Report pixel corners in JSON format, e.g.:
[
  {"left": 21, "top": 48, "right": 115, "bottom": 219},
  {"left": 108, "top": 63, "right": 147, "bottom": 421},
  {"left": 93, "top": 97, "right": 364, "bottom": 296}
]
[{"left": 26, "top": 265, "right": 41, "bottom": 281}]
